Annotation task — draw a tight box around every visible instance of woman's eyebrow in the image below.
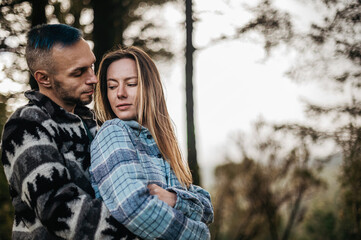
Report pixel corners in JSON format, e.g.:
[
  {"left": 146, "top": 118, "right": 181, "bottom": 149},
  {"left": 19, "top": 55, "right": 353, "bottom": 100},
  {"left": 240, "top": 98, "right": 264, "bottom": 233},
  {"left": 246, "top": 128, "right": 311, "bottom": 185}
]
[
  {"left": 106, "top": 78, "right": 118, "bottom": 82},
  {"left": 107, "top": 76, "right": 137, "bottom": 81},
  {"left": 124, "top": 76, "right": 138, "bottom": 81}
]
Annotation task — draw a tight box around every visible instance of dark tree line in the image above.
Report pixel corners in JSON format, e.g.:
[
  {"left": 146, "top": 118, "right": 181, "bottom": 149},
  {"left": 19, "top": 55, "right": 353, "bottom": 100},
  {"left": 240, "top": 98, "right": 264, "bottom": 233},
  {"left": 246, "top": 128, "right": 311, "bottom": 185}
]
[
  {"left": 210, "top": 0, "right": 361, "bottom": 239},
  {"left": 211, "top": 120, "right": 327, "bottom": 240}
]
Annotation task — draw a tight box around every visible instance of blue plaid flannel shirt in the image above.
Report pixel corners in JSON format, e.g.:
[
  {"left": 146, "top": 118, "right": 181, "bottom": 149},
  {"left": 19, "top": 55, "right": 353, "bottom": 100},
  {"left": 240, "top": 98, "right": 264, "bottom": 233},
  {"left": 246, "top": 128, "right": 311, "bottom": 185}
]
[{"left": 90, "top": 119, "right": 214, "bottom": 240}]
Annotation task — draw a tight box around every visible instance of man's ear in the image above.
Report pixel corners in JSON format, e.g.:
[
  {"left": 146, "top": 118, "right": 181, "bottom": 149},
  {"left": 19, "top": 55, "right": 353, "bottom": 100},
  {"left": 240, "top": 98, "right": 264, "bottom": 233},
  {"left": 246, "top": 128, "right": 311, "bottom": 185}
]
[{"left": 34, "top": 70, "right": 51, "bottom": 88}]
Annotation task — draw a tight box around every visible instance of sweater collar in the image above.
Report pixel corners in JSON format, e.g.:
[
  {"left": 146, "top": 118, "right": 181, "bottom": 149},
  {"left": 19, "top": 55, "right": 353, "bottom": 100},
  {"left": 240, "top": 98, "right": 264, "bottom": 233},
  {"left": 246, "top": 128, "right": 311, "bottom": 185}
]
[{"left": 24, "top": 90, "right": 94, "bottom": 121}]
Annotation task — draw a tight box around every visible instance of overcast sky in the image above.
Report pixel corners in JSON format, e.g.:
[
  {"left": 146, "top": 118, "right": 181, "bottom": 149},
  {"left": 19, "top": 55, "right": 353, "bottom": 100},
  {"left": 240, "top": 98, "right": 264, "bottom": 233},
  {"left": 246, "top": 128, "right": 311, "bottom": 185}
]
[{"left": 157, "top": 0, "right": 330, "bottom": 187}]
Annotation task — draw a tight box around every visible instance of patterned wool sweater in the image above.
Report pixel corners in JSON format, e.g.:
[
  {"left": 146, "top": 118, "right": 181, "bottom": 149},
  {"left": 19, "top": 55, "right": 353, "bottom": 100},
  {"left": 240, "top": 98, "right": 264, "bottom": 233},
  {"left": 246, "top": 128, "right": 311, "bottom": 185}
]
[{"left": 1, "top": 90, "right": 138, "bottom": 240}]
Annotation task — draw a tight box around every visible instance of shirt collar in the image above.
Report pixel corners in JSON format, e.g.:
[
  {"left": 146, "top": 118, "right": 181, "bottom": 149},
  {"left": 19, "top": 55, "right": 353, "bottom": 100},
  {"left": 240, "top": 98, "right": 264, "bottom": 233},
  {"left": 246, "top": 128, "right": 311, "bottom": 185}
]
[{"left": 123, "top": 120, "right": 148, "bottom": 132}]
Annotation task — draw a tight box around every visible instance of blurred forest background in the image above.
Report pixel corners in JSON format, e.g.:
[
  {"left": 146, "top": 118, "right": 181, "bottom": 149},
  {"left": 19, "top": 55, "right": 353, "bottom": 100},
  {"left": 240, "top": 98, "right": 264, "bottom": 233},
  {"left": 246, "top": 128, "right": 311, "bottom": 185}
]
[{"left": 0, "top": 0, "right": 361, "bottom": 239}]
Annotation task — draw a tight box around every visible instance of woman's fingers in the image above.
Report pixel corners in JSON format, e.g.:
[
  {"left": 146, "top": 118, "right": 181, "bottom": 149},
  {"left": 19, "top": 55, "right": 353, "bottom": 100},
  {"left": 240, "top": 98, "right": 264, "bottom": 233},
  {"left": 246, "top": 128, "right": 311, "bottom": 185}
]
[{"left": 147, "top": 184, "right": 177, "bottom": 207}]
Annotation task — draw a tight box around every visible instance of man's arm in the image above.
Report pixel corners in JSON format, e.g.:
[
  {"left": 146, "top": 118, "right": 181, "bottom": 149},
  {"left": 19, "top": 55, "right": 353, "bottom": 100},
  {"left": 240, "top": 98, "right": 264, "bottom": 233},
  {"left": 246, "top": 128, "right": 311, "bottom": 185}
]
[{"left": 1, "top": 118, "right": 137, "bottom": 239}]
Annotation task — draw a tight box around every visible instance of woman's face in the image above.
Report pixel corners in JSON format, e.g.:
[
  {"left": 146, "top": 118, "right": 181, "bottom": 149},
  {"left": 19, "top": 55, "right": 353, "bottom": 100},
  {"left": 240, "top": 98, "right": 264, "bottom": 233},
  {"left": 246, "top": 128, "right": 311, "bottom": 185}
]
[{"left": 106, "top": 58, "right": 138, "bottom": 121}]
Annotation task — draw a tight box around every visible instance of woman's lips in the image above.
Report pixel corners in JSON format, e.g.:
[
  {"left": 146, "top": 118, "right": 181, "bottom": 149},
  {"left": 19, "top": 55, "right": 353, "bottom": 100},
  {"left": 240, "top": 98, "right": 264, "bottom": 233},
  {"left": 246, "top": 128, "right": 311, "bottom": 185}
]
[{"left": 116, "top": 104, "right": 131, "bottom": 110}]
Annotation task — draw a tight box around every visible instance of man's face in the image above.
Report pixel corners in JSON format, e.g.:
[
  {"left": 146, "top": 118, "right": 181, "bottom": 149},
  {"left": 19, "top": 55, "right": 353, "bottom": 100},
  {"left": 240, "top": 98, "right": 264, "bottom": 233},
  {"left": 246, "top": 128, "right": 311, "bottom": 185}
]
[{"left": 48, "top": 39, "right": 97, "bottom": 112}]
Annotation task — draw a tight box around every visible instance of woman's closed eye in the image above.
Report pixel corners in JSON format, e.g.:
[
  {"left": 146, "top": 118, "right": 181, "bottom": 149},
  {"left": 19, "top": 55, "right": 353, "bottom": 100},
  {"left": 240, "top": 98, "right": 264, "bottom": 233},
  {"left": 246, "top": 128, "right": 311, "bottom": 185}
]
[{"left": 107, "top": 84, "right": 117, "bottom": 90}]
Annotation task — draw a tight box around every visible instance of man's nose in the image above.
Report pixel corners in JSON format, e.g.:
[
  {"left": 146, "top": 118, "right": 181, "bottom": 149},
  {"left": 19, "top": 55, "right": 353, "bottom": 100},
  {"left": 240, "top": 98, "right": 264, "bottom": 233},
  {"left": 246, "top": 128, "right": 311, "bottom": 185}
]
[{"left": 85, "top": 68, "right": 98, "bottom": 84}]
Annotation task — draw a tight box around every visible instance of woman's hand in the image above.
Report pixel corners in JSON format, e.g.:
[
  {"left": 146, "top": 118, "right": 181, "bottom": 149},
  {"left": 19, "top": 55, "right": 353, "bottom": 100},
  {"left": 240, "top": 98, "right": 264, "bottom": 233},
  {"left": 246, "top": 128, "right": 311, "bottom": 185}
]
[{"left": 148, "top": 184, "right": 177, "bottom": 207}]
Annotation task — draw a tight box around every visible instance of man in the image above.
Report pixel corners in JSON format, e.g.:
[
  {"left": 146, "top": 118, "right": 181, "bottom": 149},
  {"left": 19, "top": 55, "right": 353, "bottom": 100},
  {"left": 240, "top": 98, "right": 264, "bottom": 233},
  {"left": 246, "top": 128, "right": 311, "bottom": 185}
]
[{"left": 1, "top": 24, "right": 137, "bottom": 239}]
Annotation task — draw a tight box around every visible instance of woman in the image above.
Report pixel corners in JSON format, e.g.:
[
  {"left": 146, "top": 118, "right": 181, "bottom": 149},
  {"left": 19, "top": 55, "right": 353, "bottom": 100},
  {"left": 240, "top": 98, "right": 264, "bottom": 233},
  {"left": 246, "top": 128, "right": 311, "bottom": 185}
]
[{"left": 90, "top": 46, "right": 214, "bottom": 240}]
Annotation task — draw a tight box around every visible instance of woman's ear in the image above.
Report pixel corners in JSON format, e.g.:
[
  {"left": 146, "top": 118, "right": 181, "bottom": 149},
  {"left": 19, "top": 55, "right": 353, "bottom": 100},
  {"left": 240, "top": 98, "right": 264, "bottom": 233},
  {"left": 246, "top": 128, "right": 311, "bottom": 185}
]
[{"left": 34, "top": 70, "right": 51, "bottom": 88}]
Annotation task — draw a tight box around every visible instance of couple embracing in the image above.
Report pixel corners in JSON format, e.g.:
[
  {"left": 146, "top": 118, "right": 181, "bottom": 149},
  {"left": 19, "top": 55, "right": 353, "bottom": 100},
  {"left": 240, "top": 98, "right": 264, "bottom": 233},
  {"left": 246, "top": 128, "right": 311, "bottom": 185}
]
[{"left": 1, "top": 24, "right": 213, "bottom": 239}]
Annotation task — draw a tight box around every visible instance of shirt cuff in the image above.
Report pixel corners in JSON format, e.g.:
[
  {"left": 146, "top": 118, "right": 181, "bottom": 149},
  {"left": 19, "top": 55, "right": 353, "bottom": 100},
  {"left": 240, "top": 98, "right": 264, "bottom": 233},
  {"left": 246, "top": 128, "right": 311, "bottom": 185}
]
[{"left": 167, "top": 187, "right": 202, "bottom": 221}]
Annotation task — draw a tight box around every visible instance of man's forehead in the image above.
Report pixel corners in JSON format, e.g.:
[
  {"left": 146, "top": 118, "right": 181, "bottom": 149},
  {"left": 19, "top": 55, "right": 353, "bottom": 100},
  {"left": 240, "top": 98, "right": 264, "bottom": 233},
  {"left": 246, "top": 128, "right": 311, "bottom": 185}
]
[{"left": 51, "top": 39, "right": 95, "bottom": 65}]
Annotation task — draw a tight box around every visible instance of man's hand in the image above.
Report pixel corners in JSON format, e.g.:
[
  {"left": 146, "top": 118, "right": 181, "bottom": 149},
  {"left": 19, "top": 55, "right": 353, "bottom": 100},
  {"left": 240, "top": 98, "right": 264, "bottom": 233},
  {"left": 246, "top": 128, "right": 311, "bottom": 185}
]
[{"left": 148, "top": 184, "right": 177, "bottom": 207}]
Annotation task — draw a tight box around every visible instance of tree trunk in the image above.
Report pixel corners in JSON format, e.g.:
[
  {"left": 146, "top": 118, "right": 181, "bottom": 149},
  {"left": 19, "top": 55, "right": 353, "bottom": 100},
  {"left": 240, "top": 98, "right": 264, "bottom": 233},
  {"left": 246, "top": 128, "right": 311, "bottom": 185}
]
[
  {"left": 265, "top": 204, "right": 279, "bottom": 240},
  {"left": 185, "top": 0, "right": 200, "bottom": 185},
  {"left": 91, "top": 0, "right": 126, "bottom": 70},
  {"left": 282, "top": 188, "right": 304, "bottom": 240},
  {"left": 29, "top": 0, "right": 47, "bottom": 90}
]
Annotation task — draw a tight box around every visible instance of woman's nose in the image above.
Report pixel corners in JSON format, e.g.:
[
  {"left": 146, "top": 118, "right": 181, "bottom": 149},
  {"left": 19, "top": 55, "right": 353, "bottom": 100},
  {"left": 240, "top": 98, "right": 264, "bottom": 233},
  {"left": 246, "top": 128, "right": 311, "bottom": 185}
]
[{"left": 117, "top": 85, "right": 127, "bottom": 98}]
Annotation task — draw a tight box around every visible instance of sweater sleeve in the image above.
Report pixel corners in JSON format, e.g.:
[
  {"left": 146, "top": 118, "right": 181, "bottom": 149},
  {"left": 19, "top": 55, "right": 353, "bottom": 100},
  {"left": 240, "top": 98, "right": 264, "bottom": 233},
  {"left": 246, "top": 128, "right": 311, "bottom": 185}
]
[
  {"left": 1, "top": 118, "right": 137, "bottom": 239},
  {"left": 167, "top": 184, "right": 214, "bottom": 225},
  {"left": 90, "top": 122, "right": 210, "bottom": 240}
]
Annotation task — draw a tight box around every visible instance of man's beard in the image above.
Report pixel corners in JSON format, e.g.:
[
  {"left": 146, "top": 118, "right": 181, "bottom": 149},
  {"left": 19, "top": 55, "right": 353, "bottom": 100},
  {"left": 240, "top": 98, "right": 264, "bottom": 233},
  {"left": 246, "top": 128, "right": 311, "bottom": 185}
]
[
  {"left": 64, "top": 95, "right": 92, "bottom": 106},
  {"left": 53, "top": 80, "right": 93, "bottom": 106}
]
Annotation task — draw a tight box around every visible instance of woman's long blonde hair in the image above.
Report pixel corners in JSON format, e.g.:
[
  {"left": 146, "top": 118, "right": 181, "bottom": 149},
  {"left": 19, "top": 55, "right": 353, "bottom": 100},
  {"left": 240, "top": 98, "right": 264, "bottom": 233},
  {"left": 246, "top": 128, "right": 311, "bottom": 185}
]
[{"left": 95, "top": 46, "right": 192, "bottom": 187}]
